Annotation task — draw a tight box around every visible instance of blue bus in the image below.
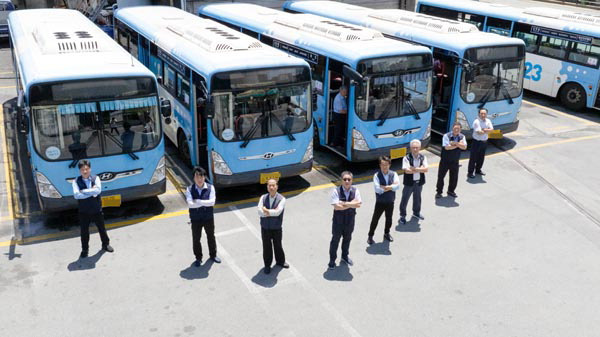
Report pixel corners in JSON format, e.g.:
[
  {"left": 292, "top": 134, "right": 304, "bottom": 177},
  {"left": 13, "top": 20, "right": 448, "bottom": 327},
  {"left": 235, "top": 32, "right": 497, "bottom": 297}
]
[
  {"left": 416, "top": 0, "right": 600, "bottom": 111},
  {"left": 115, "top": 6, "right": 314, "bottom": 186},
  {"left": 199, "top": 3, "right": 433, "bottom": 161},
  {"left": 8, "top": 9, "right": 166, "bottom": 212},
  {"left": 284, "top": 1, "right": 525, "bottom": 138}
]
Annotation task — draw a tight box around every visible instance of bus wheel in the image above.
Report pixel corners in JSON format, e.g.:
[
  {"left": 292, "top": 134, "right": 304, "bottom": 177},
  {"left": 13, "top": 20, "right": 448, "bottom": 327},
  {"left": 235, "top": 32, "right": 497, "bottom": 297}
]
[
  {"left": 313, "top": 123, "right": 321, "bottom": 149},
  {"left": 178, "top": 131, "right": 191, "bottom": 166},
  {"left": 560, "top": 83, "right": 586, "bottom": 111}
]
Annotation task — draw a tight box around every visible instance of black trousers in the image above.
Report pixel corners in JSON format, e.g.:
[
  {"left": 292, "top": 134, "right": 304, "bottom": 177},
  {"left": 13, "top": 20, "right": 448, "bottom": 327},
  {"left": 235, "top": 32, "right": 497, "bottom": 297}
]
[
  {"left": 261, "top": 228, "right": 285, "bottom": 267},
  {"left": 191, "top": 219, "right": 216, "bottom": 261},
  {"left": 329, "top": 222, "right": 355, "bottom": 262},
  {"left": 79, "top": 212, "right": 109, "bottom": 252},
  {"left": 368, "top": 202, "right": 394, "bottom": 236},
  {"left": 332, "top": 113, "right": 346, "bottom": 147},
  {"left": 468, "top": 140, "right": 487, "bottom": 175},
  {"left": 436, "top": 160, "right": 459, "bottom": 194},
  {"left": 399, "top": 183, "right": 423, "bottom": 217},
  {"left": 110, "top": 127, "right": 119, "bottom": 135}
]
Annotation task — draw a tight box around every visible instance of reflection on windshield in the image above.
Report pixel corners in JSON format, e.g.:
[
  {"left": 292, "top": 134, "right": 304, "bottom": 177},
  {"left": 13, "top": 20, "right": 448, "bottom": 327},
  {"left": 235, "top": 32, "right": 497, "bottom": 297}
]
[
  {"left": 32, "top": 96, "right": 161, "bottom": 161},
  {"left": 461, "top": 60, "right": 524, "bottom": 104},
  {"left": 356, "top": 71, "right": 432, "bottom": 121},
  {"left": 213, "top": 84, "right": 311, "bottom": 142}
]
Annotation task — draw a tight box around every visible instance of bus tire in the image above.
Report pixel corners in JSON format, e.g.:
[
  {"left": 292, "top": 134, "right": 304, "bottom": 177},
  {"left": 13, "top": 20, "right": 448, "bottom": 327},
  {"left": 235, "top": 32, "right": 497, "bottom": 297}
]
[
  {"left": 177, "top": 130, "right": 191, "bottom": 167},
  {"left": 560, "top": 83, "right": 586, "bottom": 111},
  {"left": 313, "top": 123, "right": 321, "bottom": 149}
]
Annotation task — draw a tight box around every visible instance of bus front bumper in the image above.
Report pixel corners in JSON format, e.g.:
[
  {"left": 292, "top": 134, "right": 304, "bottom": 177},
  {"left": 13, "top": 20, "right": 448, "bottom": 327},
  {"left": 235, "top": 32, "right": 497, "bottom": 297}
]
[
  {"left": 212, "top": 160, "right": 313, "bottom": 187},
  {"left": 462, "top": 121, "right": 519, "bottom": 139},
  {"left": 39, "top": 179, "right": 167, "bottom": 212},
  {"left": 351, "top": 137, "right": 431, "bottom": 162}
]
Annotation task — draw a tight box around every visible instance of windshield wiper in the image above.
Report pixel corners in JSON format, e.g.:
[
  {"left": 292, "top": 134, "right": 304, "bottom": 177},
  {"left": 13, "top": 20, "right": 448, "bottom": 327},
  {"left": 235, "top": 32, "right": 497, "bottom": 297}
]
[
  {"left": 404, "top": 94, "right": 421, "bottom": 120},
  {"left": 270, "top": 114, "right": 296, "bottom": 141},
  {"left": 240, "top": 114, "right": 266, "bottom": 148},
  {"left": 377, "top": 79, "right": 402, "bottom": 126}
]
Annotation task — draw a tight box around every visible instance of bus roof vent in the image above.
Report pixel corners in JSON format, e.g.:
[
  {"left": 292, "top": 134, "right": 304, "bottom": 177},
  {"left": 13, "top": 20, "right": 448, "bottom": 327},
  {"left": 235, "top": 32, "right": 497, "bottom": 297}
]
[
  {"left": 525, "top": 7, "right": 600, "bottom": 25},
  {"left": 369, "top": 10, "right": 479, "bottom": 33},
  {"left": 167, "top": 23, "right": 264, "bottom": 53},
  {"left": 33, "top": 26, "right": 106, "bottom": 54},
  {"left": 275, "top": 16, "right": 382, "bottom": 41}
]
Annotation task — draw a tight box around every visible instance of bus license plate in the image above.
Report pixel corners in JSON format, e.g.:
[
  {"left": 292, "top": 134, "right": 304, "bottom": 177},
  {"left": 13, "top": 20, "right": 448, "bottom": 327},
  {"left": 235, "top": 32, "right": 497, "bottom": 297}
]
[
  {"left": 260, "top": 172, "right": 281, "bottom": 184},
  {"left": 101, "top": 195, "right": 121, "bottom": 208},
  {"left": 390, "top": 148, "right": 406, "bottom": 159},
  {"left": 489, "top": 130, "right": 503, "bottom": 139}
]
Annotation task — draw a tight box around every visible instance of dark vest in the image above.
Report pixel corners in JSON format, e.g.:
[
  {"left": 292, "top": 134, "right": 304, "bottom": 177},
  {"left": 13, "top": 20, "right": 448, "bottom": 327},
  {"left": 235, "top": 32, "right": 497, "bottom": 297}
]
[
  {"left": 76, "top": 175, "right": 102, "bottom": 214},
  {"left": 403, "top": 153, "right": 426, "bottom": 186},
  {"left": 260, "top": 193, "right": 285, "bottom": 230},
  {"left": 441, "top": 132, "right": 464, "bottom": 163},
  {"left": 188, "top": 183, "right": 214, "bottom": 222},
  {"left": 332, "top": 186, "right": 357, "bottom": 226},
  {"left": 376, "top": 170, "right": 396, "bottom": 204}
]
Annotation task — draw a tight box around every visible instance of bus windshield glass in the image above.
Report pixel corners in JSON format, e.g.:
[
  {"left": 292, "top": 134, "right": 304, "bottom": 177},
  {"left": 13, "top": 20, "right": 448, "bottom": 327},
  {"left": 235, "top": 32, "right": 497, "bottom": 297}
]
[
  {"left": 461, "top": 46, "right": 525, "bottom": 104},
  {"left": 356, "top": 55, "right": 433, "bottom": 122},
  {"left": 211, "top": 67, "right": 311, "bottom": 142},
  {"left": 29, "top": 77, "right": 161, "bottom": 161}
]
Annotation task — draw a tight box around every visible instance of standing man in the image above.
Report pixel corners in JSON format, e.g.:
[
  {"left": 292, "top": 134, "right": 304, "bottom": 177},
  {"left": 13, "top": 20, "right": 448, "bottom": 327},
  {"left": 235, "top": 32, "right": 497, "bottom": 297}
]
[
  {"left": 467, "top": 108, "right": 493, "bottom": 179},
  {"left": 329, "top": 171, "right": 362, "bottom": 270},
  {"left": 332, "top": 86, "right": 348, "bottom": 148},
  {"left": 367, "top": 156, "right": 400, "bottom": 245},
  {"left": 436, "top": 122, "right": 467, "bottom": 198},
  {"left": 186, "top": 167, "right": 221, "bottom": 267},
  {"left": 257, "top": 179, "right": 289, "bottom": 275},
  {"left": 72, "top": 160, "right": 113, "bottom": 258},
  {"left": 399, "top": 140, "right": 428, "bottom": 224}
]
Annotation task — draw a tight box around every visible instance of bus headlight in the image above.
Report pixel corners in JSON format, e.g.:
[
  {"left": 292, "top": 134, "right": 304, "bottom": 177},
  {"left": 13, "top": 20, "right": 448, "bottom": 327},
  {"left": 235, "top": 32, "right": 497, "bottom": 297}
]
[
  {"left": 424, "top": 120, "right": 431, "bottom": 139},
  {"left": 35, "top": 172, "right": 62, "bottom": 198},
  {"left": 301, "top": 139, "right": 313, "bottom": 163},
  {"left": 149, "top": 156, "right": 165, "bottom": 184},
  {"left": 456, "top": 109, "right": 470, "bottom": 131},
  {"left": 211, "top": 151, "right": 232, "bottom": 175},
  {"left": 352, "top": 129, "right": 370, "bottom": 151}
]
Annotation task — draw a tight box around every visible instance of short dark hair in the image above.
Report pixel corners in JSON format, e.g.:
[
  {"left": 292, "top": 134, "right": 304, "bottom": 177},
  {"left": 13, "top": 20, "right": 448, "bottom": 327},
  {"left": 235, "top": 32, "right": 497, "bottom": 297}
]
[
  {"left": 452, "top": 122, "right": 462, "bottom": 129},
  {"left": 479, "top": 108, "right": 488, "bottom": 114},
  {"left": 78, "top": 159, "right": 91, "bottom": 169},
  {"left": 378, "top": 155, "right": 391, "bottom": 165},
  {"left": 193, "top": 166, "right": 207, "bottom": 177}
]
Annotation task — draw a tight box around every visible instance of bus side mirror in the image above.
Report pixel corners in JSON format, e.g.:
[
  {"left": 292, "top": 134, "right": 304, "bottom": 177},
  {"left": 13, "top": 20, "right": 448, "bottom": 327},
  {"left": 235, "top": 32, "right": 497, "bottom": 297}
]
[
  {"left": 343, "top": 65, "right": 364, "bottom": 86},
  {"left": 197, "top": 97, "right": 214, "bottom": 119},
  {"left": 160, "top": 98, "right": 172, "bottom": 117},
  {"left": 156, "top": 76, "right": 163, "bottom": 85},
  {"left": 16, "top": 90, "right": 29, "bottom": 133}
]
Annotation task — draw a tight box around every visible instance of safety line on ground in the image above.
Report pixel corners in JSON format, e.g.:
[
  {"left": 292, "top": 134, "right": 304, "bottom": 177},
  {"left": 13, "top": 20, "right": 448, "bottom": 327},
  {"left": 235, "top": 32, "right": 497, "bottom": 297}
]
[
  {"left": 0, "top": 105, "right": 14, "bottom": 221},
  {"left": 523, "top": 99, "right": 597, "bottom": 126}
]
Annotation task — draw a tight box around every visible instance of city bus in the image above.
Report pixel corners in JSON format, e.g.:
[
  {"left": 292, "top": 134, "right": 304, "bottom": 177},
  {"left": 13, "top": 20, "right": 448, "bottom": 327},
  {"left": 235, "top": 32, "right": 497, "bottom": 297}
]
[
  {"left": 115, "top": 6, "right": 314, "bottom": 186},
  {"left": 416, "top": 0, "right": 600, "bottom": 111},
  {"left": 199, "top": 3, "right": 433, "bottom": 161},
  {"left": 283, "top": 1, "right": 525, "bottom": 138},
  {"left": 8, "top": 9, "right": 166, "bottom": 212}
]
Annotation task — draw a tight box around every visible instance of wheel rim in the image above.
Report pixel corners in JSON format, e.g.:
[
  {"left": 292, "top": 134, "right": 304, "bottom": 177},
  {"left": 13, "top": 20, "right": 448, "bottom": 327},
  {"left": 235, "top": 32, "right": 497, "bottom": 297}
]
[{"left": 566, "top": 88, "right": 582, "bottom": 104}]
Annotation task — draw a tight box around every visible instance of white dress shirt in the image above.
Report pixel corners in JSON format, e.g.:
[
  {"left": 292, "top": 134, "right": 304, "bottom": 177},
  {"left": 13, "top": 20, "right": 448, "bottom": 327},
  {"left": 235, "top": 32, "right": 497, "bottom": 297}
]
[
  {"left": 472, "top": 117, "right": 494, "bottom": 141},
  {"left": 330, "top": 186, "right": 362, "bottom": 205},
  {"left": 257, "top": 193, "right": 286, "bottom": 217},
  {"left": 373, "top": 170, "right": 400, "bottom": 194},
  {"left": 185, "top": 183, "right": 216, "bottom": 208},
  {"left": 402, "top": 154, "right": 428, "bottom": 181},
  {"left": 72, "top": 175, "right": 101, "bottom": 200}
]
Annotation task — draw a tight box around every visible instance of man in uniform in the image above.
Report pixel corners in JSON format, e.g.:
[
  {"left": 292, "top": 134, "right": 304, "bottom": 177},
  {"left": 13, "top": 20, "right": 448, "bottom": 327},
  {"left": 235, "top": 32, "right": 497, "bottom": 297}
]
[
  {"left": 399, "top": 140, "right": 428, "bottom": 224},
  {"left": 468, "top": 108, "right": 494, "bottom": 178},
  {"left": 436, "top": 122, "right": 467, "bottom": 198},
  {"left": 367, "top": 156, "right": 399, "bottom": 245},
  {"left": 329, "top": 171, "right": 362, "bottom": 269},
  {"left": 257, "top": 179, "right": 289, "bottom": 274}
]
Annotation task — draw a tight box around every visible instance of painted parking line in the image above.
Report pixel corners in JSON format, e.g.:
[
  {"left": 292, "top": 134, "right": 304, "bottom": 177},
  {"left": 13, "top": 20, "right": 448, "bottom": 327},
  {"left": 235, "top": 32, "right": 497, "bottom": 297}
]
[
  {"left": 0, "top": 106, "right": 14, "bottom": 221},
  {"left": 0, "top": 86, "right": 16, "bottom": 89},
  {"left": 523, "top": 99, "right": 597, "bottom": 126}
]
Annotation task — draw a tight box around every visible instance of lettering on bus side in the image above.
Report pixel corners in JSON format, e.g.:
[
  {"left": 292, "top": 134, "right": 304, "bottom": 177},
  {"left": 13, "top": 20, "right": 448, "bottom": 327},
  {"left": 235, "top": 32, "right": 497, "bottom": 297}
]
[{"left": 271, "top": 38, "right": 320, "bottom": 64}]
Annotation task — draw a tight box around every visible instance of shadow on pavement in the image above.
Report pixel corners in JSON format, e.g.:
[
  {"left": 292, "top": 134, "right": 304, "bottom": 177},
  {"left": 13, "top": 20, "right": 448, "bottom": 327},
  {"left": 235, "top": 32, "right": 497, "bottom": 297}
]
[
  {"left": 67, "top": 250, "right": 105, "bottom": 271},
  {"left": 179, "top": 260, "right": 214, "bottom": 280},
  {"left": 395, "top": 217, "right": 421, "bottom": 233},
  {"left": 366, "top": 240, "right": 391, "bottom": 255},
  {"left": 251, "top": 266, "right": 283, "bottom": 288},
  {"left": 322, "top": 262, "right": 353, "bottom": 282},
  {"left": 466, "top": 175, "right": 487, "bottom": 184},
  {"left": 435, "top": 196, "right": 459, "bottom": 208}
]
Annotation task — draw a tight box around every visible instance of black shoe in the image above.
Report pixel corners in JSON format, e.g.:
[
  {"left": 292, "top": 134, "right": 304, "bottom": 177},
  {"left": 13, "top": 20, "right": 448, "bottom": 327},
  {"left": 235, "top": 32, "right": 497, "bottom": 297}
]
[
  {"left": 476, "top": 171, "right": 486, "bottom": 176},
  {"left": 413, "top": 213, "right": 425, "bottom": 220},
  {"left": 447, "top": 192, "right": 458, "bottom": 198},
  {"left": 102, "top": 245, "right": 114, "bottom": 253},
  {"left": 341, "top": 257, "right": 354, "bottom": 266},
  {"left": 467, "top": 174, "right": 476, "bottom": 179},
  {"left": 328, "top": 261, "right": 335, "bottom": 270},
  {"left": 79, "top": 250, "right": 88, "bottom": 259},
  {"left": 211, "top": 256, "right": 222, "bottom": 264},
  {"left": 277, "top": 262, "right": 290, "bottom": 269},
  {"left": 435, "top": 193, "right": 442, "bottom": 199},
  {"left": 399, "top": 217, "right": 407, "bottom": 225},
  {"left": 384, "top": 233, "right": 394, "bottom": 242},
  {"left": 367, "top": 236, "right": 375, "bottom": 245},
  {"left": 264, "top": 266, "right": 271, "bottom": 274},
  {"left": 194, "top": 260, "right": 202, "bottom": 267}
]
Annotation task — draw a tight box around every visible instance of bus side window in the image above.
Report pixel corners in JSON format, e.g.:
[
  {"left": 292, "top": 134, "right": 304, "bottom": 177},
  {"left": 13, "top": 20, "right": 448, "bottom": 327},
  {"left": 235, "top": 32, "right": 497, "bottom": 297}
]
[
  {"left": 538, "top": 36, "right": 569, "bottom": 60},
  {"left": 116, "top": 20, "right": 129, "bottom": 51},
  {"left": 128, "top": 28, "right": 138, "bottom": 58},
  {"left": 194, "top": 72, "right": 209, "bottom": 151},
  {"left": 164, "top": 65, "right": 177, "bottom": 96},
  {"left": 486, "top": 17, "right": 512, "bottom": 36},
  {"left": 176, "top": 73, "right": 190, "bottom": 110},
  {"left": 240, "top": 28, "right": 258, "bottom": 38},
  {"left": 419, "top": 5, "right": 460, "bottom": 21},
  {"left": 149, "top": 44, "right": 163, "bottom": 78},
  {"left": 568, "top": 43, "right": 600, "bottom": 68},
  {"left": 311, "top": 55, "right": 326, "bottom": 96},
  {"left": 513, "top": 23, "right": 540, "bottom": 54}
]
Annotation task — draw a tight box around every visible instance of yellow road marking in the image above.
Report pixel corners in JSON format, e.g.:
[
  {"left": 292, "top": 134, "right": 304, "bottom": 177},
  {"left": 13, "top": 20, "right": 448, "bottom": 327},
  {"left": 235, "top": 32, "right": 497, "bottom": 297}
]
[
  {"left": 0, "top": 106, "right": 14, "bottom": 221},
  {"left": 0, "top": 71, "right": 14, "bottom": 75},
  {"left": 523, "top": 99, "right": 597, "bottom": 126},
  {"left": 0, "top": 86, "right": 16, "bottom": 89}
]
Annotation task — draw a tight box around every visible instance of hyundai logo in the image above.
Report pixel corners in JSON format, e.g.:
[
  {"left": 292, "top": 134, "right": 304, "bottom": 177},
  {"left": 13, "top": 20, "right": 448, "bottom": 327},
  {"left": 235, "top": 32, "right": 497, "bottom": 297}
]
[
  {"left": 98, "top": 172, "right": 115, "bottom": 181},
  {"left": 263, "top": 152, "right": 275, "bottom": 160},
  {"left": 393, "top": 128, "right": 419, "bottom": 137}
]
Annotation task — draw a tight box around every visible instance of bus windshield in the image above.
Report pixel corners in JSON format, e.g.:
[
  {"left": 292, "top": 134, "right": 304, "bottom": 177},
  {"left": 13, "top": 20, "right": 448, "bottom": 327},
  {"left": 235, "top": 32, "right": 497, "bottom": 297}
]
[
  {"left": 461, "top": 46, "right": 524, "bottom": 105},
  {"left": 29, "top": 77, "right": 161, "bottom": 161},
  {"left": 211, "top": 67, "right": 311, "bottom": 143},
  {"left": 356, "top": 55, "right": 432, "bottom": 123}
]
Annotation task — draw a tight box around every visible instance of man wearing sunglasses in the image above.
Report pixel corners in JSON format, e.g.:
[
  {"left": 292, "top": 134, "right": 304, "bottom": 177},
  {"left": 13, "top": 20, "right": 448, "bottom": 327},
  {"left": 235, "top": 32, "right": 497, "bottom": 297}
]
[{"left": 329, "top": 171, "right": 362, "bottom": 270}]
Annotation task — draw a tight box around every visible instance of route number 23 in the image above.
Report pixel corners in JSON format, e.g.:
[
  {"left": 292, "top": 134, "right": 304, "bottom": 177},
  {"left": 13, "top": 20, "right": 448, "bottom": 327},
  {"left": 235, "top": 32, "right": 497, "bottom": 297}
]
[{"left": 524, "top": 62, "right": 542, "bottom": 81}]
